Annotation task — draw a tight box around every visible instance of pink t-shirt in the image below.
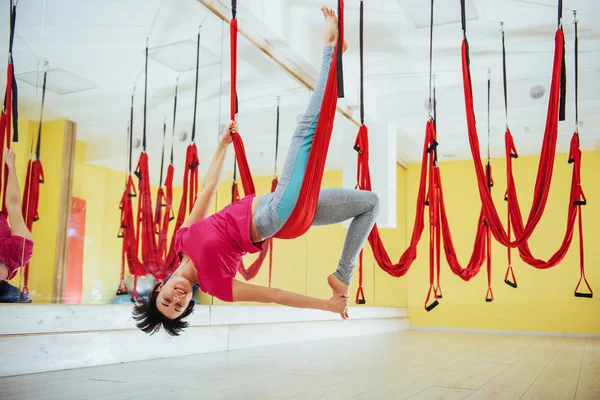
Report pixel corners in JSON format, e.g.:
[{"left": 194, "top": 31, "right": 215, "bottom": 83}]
[
  {"left": 0, "top": 214, "right": 34, "bottom": 280},
  {"left": 174, "top": 194, "right": 263, "bottom": 302}
]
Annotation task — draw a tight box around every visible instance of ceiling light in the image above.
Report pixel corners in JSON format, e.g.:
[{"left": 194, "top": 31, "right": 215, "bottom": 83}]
[
  {"left": 529, "top": 85, "right": 545, "bottom": 99},
  {"left": 149, "top": 40, "right": 220, "bottom": 72},
  {"left": 397, "top": 0, "right": 478, "bottom": 29},
  {"left": 16, "top": 68, "right": 97, "bottom": 95}
]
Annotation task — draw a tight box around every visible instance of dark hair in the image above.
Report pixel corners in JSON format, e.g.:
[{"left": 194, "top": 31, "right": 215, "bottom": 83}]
[{"left": 132, "top": 283, "right": 195, "bottom": 336}]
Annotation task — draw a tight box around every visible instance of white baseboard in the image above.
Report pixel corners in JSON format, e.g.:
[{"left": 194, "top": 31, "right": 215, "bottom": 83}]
[
  {"left": 410, "top": 326, "right": 600, "bottom": 339},
  {"left": 0, "top": 305, "right": 408, "bottom": 377}
]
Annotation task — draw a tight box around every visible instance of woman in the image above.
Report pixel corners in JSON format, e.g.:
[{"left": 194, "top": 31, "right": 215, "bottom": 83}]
[
  {"left": 0, "top": 149, "right": 35, "bottom": 282},
  {"left": 133, "top": 7, "right": 379, "bottom": 336}
]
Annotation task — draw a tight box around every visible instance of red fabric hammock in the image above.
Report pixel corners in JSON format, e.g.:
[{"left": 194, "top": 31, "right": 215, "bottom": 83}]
[
  {"left": 117, "top": 175, "right": 146, "bottom": 298},
  {"left": 461, "top": 30, "right": 564, "bottom": 247},
  {"left": 228, "top": 0, "right": 344, "bottom": 240},
  {"left": 355, "top": 121, "right": 493, "bottom": 307},
  {"left": 354, "top": 121, "right": 434, "bottom": 279},
  {"left": 162, "top": 144, "right": 199, "bottom": 277},
  {"left": 20, "top": 159, "right": 43, "bottom": 293}
]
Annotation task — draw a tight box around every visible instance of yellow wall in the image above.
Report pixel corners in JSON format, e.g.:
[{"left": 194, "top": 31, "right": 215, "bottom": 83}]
[
  {"left": 8, "top": 119, "right": 69, "bottom": 303},
  {"left": 405, "top": 150, "right": 600, "bottom": 335}
]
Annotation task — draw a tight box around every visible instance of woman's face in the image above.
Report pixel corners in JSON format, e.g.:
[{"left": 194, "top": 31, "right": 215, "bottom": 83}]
[{"left": 155, "top": 276, "right": 194, "bottom": 320}]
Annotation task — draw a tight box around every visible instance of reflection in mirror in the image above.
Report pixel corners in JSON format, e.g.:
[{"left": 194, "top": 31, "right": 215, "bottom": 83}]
[{"left": 0, "top": 0, "right": 359, "bottom": 308}]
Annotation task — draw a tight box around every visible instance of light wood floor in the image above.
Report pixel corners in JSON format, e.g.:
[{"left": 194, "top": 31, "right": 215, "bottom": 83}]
[{"left": 1, "top": 331, "right": 598, "bottom": 399}]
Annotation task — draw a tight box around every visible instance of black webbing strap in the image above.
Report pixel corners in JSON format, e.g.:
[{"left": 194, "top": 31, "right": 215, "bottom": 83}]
[
  {"left": 428, "top": 0, "right": 434, "bottom": 117},
  {"left": 142, "top": 39, "right": 148, "bottom": 152},
  {"left": 336, "top": 0, "right": 344, "bottom": 98},
  {"left": 35, "top": 68, "right": 47, "bottom": 159},
  {"left": 460, "top": 0, "right": 466, "bottom": 38},
  {"left": 191, "top": 28, "right": 200, "bottom": 143},
  {"left": 124, "top": 126, "right": 130, "bottom": 187},
  {"left": 232, "top": 0, "right": 237, "bottom": 19},
  {"left": 501, "top": 23, "right": 508, "bottom": 125},
  {"left": 557, "top": 0, "right": 563, "bottom": 29},
  {"left": 8, "top": 1, "right": 16, "bottom": 57},
  {"left": 558, "top": 0, "right": 566, "bottom": 121},
  {"left": 128, "top": 91, "right": 134, "bottom": 174},
  {"left": 433, "top": 80, "right": 438, "bottom": 166},
  {"left": 487, "top": 72, "right": 493, "bottom": 189},
  {"left": 170, "top": 80, "right": 178, "bottom": 165},
  {"left": 158, "top": 120, "right": 166, "bottom": 187},
  {"left": 574, "top": 11, "right": 579, "bottom": 136},
  {"left": 274, "top": 96, "right": 280, "bottom": 177},
  {"left": 8, "top": 2, "right": 18, "bottom": 142},
  {"left": 359, "top": 0, "right": 364, "bottom": 124}
]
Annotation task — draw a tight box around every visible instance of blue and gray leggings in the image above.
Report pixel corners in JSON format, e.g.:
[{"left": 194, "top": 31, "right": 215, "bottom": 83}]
[{"left": 254, "top": 46, "right": 380, "bottom": 285}]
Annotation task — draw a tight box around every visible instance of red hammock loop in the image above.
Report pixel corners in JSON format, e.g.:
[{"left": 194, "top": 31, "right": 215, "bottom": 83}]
[
  {"left": 228, "top": 2, "right": 344, "bottom": 240},
  {"left": 461, "top": 30, "right": 565, "bottom": 248}
]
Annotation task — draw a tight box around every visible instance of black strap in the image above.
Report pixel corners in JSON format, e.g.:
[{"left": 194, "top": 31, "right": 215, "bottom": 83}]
[
  {"left": 35, "top": 69, "right": 47, "bottom": 159},
  {"left": 142, "top": 39, "right": 148, "bottom": 152},
  {"left": 158, "top": 120, "right": 166, "bottom": 187},
  {"left": 336, "top": 0, "right": 344, "bottom": 98},
  {"left": 460, "top": 0, "right": 466, "bottom": 38},
  {"left": 191, "top": 29, "right": 200, "bottom": 143},
  {"left": 557, "top": 0, "right": 563, "bottom": 28},
  {"left": 124, "top": 126, "right": 130, "bottom": 185},
  {"left": 232, "top": 0, "right": 237, "bottom": 19},
  {"left": 359, "top": 0, "right": 364, "bottom": 124},
  {"left": 170, "top": 81, "right": 178, "bottom": 165},
  {"left": 128, "top": 92, "right": 134, "bottom": 174},
  {"left": 274, "top": 97, "right": 280, "bottom": 176},
  {"left": 11, "top": 63, "right": 18, "bottom": 142},
  {"left": 487, "top": 71, "right": 491, "bottom": 161},
  {"left": 487, "top": 73, "right": 492, "bottom": 190},
  {"left": 574, "top": 12, "right": 579, "bottom": 134},
  {"left": 428, "top": 0, "right": 434, "bottom": 116},
  {"left": 8, "top": 2, "right": 16, "bottom": 57},
  {"left": 558, "top": 0, "right": 566, "bottom": 122},
  {"left": 501, "top": 24, "right": 508, "bottom": 124},
  {"left": 433, "top": 81, "right": 438, "bottom": 166}
]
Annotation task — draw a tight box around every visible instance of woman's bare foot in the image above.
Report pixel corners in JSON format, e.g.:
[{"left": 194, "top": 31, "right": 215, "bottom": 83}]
[
  {"left": 320, "top": 6, "right": 348, "bottom": 52},
  {"left": 328, "top": 274, "right": 350, "bottom": 319}
]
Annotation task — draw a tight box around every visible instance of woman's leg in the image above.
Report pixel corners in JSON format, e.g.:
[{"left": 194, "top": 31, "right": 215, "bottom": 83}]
[
  {"left": 254, "top": 46, "right": 335, "bottom": 239},
  {"left": 311, "top": 188, "right": 380, "bottom": 287}
]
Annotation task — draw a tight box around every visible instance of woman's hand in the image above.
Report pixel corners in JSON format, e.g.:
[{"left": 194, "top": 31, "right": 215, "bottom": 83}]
[
  {"left": 220, "top": 120, "right": 237, "bottom": 147},
  {"left": 326, "top": 295, "right": 349, "bottom": 317},
  {"left": 4, "top": 149, "right": 16, "bottom": 170}
]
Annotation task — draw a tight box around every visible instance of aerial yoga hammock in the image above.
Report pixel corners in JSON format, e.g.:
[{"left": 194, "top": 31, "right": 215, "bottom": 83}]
[
  {"left": 228, "top": 0, "right": 345, "bottom": 240},
  {"left": 236, "top": 97, "right": 281, "bottom": 285},
  {"left": 459, "top": 0, "right": 591, "bottom": 297},
  {"left": 118, "top": 31, "right": 201, "bottom": 300},
  {"left": 352, "top": 0, "right": 491, "bottom": 309},
  {"left": 20, "top": 65, "right": 47, "bottom": 296}
]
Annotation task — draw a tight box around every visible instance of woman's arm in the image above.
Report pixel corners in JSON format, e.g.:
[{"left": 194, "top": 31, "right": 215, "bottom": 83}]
[
  {"left": 181, "top": 121, "right": 236, "bottom": 228},
  {"left": 4, "top": 149, "right": 33, "bottom": 240},
  {"left": 232, "top": 279, "right": 348, "bottom": 316}
]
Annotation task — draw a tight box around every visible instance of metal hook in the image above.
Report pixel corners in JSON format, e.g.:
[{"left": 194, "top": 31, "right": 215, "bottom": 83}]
[
  {"left": 487, "top": 68, "right": 491, "bottom": 80},
  {"left": 500, "top": 21, "right": 504, "bottom": 32},
  {"left": 276, "top": 95, "right": 281, "bottom": 106},
  {"left": 573, "top": 10, "right": 577, "bottom": 23}
]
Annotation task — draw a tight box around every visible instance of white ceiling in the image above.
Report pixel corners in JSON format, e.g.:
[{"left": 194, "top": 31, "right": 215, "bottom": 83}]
[{"left": 0, "top": 0, "right": 598, "bottom": 184}]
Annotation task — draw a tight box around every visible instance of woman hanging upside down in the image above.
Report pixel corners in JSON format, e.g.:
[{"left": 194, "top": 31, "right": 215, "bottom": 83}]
[
  {"left": 133, "top": 7, "right": 378, "bottom": 336},
  {"left": 0, "top": 149, "right": 35, "bottom": 282}
]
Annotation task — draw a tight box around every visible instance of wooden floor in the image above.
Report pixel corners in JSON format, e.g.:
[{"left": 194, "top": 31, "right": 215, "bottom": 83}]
[{"left": 1, "top": 331, "right": 599, "bottom": 400}]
